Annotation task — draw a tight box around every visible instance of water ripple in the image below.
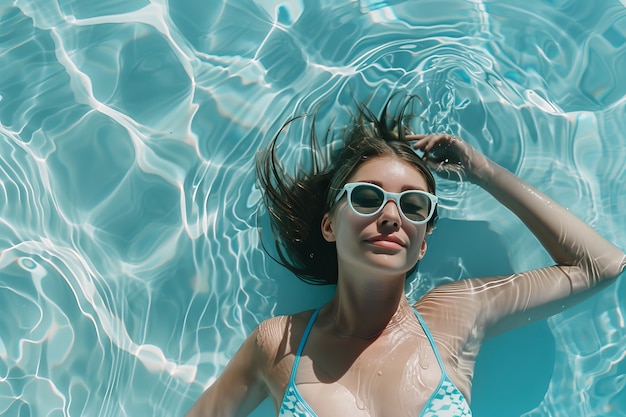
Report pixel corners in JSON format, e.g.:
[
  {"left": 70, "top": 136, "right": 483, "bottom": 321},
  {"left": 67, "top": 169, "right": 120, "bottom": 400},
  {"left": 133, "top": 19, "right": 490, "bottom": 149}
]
[{"left": 1, "top": 0, "right": 625, "bottom": 416}]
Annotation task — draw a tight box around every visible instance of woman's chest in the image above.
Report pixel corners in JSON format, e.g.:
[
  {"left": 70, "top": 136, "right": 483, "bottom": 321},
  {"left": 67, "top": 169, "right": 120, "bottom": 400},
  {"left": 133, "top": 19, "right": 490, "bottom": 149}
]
[{"left": 275, "top": 336, "right": 448, "bottom": 416}]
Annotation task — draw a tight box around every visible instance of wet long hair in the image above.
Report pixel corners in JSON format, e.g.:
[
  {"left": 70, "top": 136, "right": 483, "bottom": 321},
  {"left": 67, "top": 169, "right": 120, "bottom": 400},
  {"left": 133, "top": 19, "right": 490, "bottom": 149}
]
[{"left": 256, "top": 96, "right": 437, "bottom": 285}]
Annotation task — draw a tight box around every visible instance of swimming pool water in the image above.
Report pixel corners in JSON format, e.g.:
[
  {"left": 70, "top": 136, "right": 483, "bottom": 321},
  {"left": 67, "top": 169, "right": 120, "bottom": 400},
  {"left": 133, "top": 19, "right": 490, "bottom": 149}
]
[{"left": 1, "top": 0, "right": 625, "bottom": 416}]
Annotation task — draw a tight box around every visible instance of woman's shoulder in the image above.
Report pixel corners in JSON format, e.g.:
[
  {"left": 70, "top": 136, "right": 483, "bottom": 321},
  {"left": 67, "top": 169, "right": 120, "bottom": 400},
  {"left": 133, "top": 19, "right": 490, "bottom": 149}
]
[{"left": 255, "top": 310, "right": 318, "bottom": 354}]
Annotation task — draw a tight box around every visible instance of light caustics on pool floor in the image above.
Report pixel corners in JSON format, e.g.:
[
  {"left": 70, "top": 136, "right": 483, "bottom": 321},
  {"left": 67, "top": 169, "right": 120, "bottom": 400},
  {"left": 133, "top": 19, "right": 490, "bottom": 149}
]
[{"left": 0, "top": 0, "right": 625, "bottom": 416}]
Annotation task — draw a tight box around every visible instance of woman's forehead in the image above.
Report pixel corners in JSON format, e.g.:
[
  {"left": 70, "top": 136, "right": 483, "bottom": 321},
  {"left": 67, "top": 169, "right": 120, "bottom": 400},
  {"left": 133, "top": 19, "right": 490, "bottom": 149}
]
[{"left": 348, "top": 156, "right": 429, "bottom": 190}]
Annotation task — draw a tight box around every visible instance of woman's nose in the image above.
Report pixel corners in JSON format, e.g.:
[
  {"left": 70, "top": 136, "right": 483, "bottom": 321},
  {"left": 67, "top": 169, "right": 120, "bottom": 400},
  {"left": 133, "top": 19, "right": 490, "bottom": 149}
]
[{"left": 378, "top": 199, "right": 402, "bottom": 228}]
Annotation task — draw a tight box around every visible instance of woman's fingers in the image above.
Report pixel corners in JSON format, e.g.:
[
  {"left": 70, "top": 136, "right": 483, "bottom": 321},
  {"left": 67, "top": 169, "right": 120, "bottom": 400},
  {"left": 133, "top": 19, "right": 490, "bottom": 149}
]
[
  {"left": 407, "top": 133, "right": 443, "bottom": 153},
  {"left": 409, "top": 134, "right": 491, "bottom": 182}
]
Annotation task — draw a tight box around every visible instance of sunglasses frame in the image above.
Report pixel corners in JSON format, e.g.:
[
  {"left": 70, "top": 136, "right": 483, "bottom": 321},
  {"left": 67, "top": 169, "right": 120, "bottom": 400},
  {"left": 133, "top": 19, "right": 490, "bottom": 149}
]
[{"left": 334, "top": 182, "right": 438, "bottom": 225}]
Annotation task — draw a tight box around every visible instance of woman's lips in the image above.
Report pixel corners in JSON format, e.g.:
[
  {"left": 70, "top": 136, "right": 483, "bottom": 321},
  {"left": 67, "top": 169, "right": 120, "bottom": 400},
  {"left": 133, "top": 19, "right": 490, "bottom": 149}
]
[{"left": 366, "top": 235, "right": 405, "bottom": 249}]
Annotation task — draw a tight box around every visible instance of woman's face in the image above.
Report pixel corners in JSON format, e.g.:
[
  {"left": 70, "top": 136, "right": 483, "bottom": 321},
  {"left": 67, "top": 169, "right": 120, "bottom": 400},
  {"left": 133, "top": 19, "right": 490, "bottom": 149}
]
[{"left": 322, "top": 156, "right": 430, "bottom": 278}]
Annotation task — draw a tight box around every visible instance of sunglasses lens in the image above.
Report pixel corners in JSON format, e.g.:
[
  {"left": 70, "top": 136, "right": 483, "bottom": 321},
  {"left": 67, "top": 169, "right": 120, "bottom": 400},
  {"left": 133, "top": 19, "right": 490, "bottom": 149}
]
[
  {"left": 400, "top": 193, "right": 432, "bottom": 222},
  {"left": 350, "top": 184, "right": 384, "bottom": 214}
]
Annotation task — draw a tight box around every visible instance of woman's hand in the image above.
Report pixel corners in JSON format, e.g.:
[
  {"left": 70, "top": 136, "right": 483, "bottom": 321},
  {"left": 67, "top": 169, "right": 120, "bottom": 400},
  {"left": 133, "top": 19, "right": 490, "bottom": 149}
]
[{"left": 407, "top": 133, "right": 490, "bottom": 182}]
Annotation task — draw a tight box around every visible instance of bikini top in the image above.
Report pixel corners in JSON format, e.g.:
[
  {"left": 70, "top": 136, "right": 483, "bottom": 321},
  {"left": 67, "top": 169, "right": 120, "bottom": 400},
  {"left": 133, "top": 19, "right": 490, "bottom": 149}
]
[{"left": 278, "top": 307, "right": 472, "bottom": 417}]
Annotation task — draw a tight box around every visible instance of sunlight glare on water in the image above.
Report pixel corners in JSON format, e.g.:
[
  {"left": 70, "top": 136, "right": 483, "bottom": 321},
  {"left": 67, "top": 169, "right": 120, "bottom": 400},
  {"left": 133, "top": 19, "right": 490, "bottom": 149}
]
[{"left": 0, "top": 0, "right": 625, "bottom": 416}]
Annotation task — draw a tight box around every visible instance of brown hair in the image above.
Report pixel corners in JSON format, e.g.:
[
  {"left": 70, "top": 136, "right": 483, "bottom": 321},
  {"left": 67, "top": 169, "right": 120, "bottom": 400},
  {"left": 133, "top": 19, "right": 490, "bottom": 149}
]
[{"left": 256, "top": 96, "right": 437, "bottom": 285}]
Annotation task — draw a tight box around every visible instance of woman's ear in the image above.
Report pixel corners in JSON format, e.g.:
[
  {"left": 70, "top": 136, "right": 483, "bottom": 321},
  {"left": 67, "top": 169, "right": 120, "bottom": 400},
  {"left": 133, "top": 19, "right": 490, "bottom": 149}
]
[
  {"left": 321, "top": 213, "right": 336, "bottom": 242},
  {"left": 418, "top": 238, "right": 428, "bottom": 260}
]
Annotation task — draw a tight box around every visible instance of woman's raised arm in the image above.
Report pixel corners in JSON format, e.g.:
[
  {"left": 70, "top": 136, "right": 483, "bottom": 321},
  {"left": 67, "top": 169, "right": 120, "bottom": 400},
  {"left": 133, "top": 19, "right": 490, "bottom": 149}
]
[{"left": 410, "top": 133, "right": 625, "bottom": 333}]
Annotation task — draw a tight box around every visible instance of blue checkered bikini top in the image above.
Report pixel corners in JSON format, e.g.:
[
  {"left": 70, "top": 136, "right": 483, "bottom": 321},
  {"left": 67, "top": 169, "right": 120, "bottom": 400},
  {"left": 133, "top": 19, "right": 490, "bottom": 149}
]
[{"left": 278, "top": 307, "right": 472, "bottom": 417}]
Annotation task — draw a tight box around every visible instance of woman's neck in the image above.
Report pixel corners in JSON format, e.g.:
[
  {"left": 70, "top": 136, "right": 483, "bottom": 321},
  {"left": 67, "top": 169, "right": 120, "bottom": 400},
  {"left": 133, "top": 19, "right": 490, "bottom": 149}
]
[{"left": 326, "top": 272, "right": 411, "bottom": 339}]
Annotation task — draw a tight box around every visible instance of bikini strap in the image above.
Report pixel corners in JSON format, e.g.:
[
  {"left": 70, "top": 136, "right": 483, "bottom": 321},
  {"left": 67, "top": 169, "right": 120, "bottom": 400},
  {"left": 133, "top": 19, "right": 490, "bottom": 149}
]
[
  {"left": 288, "top": 308, "right": 321, "bottom": 385},
  {"left": 411, "top": 306, "right": 448, "bottom": 376}
]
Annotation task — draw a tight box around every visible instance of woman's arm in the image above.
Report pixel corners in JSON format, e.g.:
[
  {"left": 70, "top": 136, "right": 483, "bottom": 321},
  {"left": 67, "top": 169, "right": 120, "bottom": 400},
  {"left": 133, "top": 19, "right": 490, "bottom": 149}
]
[
  {"left": 185, "top": 327, "right": 269, "bottom": 417},
  {"left": 411, "top": 134, "right": 626, "bottom": 333}
]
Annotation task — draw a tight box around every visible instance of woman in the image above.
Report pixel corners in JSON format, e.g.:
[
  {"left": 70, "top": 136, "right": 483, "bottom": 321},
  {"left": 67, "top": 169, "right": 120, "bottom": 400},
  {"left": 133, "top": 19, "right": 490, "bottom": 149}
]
[{"left": 185, "top": 99, "right": 625, "bottom": 417}]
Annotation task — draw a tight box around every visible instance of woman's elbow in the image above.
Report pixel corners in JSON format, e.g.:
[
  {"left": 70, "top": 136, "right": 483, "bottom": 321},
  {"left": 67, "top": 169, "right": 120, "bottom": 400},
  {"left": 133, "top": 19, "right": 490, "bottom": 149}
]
[
  {"left": 597, "top": 252, "right": 626, "bottom": 281},
  {"left": 580, "top": 252, "right": 626, "bottom": 288}
]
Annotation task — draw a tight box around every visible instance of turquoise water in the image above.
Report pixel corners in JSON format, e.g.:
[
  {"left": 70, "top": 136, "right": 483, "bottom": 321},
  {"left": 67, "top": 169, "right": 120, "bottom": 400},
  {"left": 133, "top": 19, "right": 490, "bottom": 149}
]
[{"left": 1, "top": 0, "right": 625, "bottom": 416}]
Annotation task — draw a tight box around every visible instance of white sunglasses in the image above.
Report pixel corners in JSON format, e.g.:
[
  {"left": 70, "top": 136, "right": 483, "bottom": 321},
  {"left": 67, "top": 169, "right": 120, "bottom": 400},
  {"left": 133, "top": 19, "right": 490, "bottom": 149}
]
[{"left": 334, "top": 182, "right": 438, "bottom": 225}]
